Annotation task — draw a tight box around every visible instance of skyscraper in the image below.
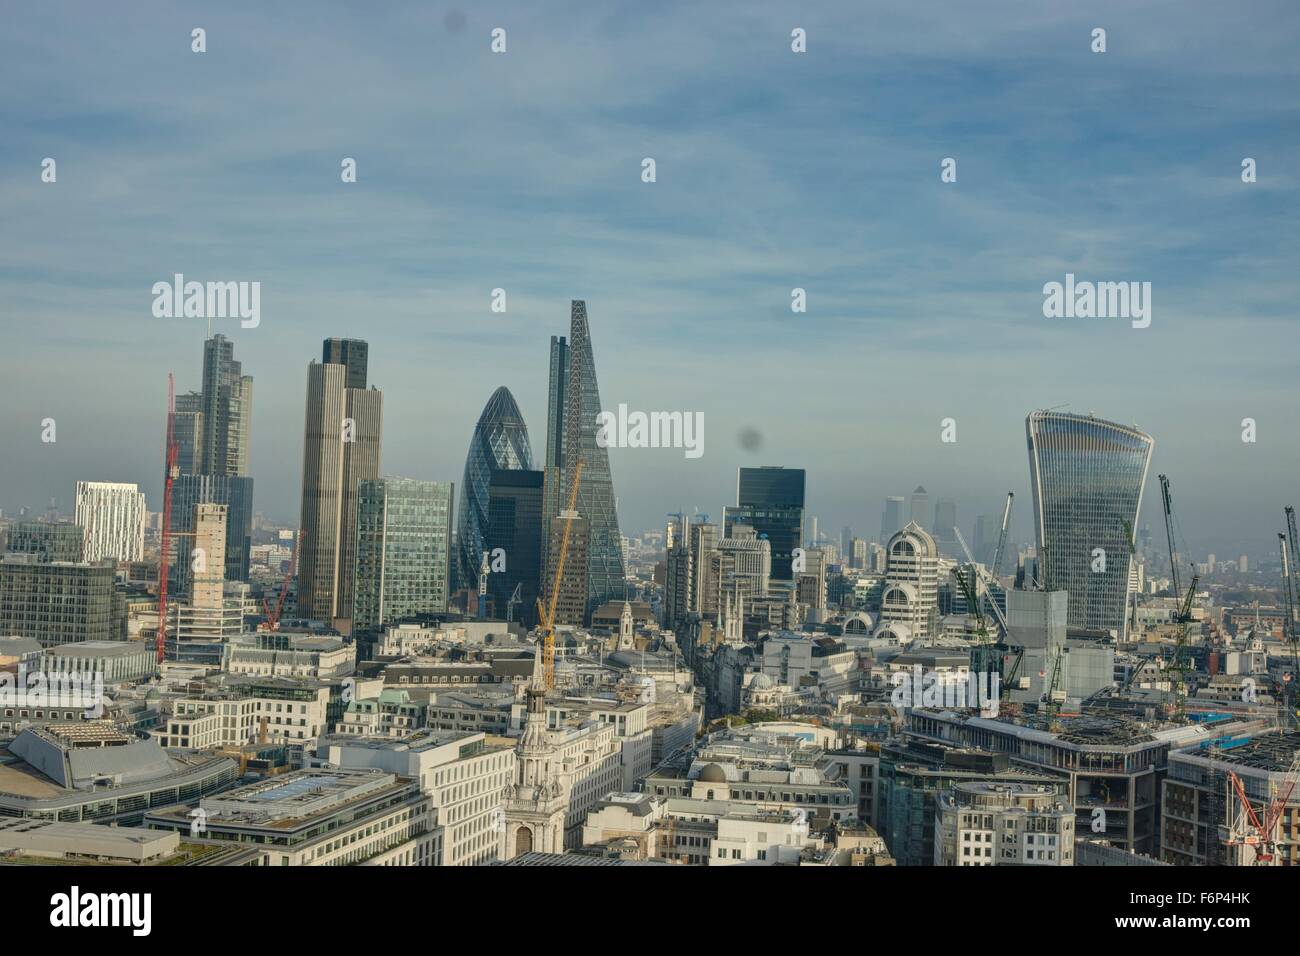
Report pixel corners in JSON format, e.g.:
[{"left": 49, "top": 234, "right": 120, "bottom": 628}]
[
  {"left": 542, "top": 335, "right": 568, "bottom": 556},
  {"left": 455, "top": 387, "right": 535, "bottom": 595},
  {"left": 5, "top": 521, "right": 84, "bottom": 563},
  {"left": 1026, "top": 410, "right": 1154, "bottom": 640},
  {"left": 298, "top": 349, "right": 383, "bottom": 626},
  {"left": 353, "top": 477, "right": 454, "bottom": 635},
  {"left": 74, "top": 481, "right": 146, "bottom": 562},
  {"left": 932, "top": 498, "right": 957, "bottom": 554},
  {"left": 173, "top": 391, "right": 204, "bottom": 477},
  {"left": 725, "top": 466, "right": 805, "bottom": 580},
  {"left": 545, "top": 511, "right": 589, "bottom": 627},
  {"left": 199, "top": 334, "right": 253, "bottom": 477},
  {"left": 908, "top": 486, "right": 929, "bottom": 529},
  {"left": 880, "top": 496, "right": 905, "bottom": 543},
  {"left": 549, "top": 301, "right": 626, "bottom": 617},
  {"left": 190, "top": 503, "right": 228, "bottom": 609},
  {"left": 169, "top": 474, "right": 254, "bottom": 594},
  {"left": 322, "top": 338, "right": 369, "bottom": 391},
  {"left": 486, "top": 470, "right": 544, "bottom": 627}
]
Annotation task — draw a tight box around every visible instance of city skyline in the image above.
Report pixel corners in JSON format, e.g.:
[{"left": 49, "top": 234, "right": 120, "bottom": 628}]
[{"left": 3, "top": 2, "right": 1298, "bottom": 557}]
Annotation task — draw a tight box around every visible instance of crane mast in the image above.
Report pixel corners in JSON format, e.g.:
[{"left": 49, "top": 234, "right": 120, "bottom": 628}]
[{"left": 155, "top": 374, "right": 178, "bottom": 666}]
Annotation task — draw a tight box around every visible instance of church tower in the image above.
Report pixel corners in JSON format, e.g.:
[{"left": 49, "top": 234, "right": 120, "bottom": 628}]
[{"left": 499, "top": 647, "right": 568, "bottom": 858}]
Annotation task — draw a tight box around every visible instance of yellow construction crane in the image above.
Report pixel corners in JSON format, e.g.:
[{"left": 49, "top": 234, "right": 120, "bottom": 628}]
[{"left": 535, "top": 460, "right": 583, "bottom": 689}]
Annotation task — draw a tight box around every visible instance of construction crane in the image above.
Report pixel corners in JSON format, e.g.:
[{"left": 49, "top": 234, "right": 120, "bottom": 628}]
[
  {"left": 954, "top": 526, "right": 1022, "bottom": 701},
  {"left": 1277, "top": 531, "right": 1300, "bottom": 727},
  {"left": 259, "top": 530, "right": 303, "bottom": 632},
  {"left": 156, "top": 374, "right": 179, "bottom": 666},
  {"left": 1040, "top": 648, "right": 1066, "bottom": 730},
  {"left": 989, "top": 492, "right": 1014, "bottom": 581},
  {"left": 1157, "top": 475, "right": 1199, "bottom": 719},
  {"left": 478, "top": 550, "right": 491, "bottom": 620},
  {"left": 535, "top": 460, "right": 583, "bottom": 689},
  {"left": 506, "top": 583, "right": 522, "bottom": 624},
  {"left": 954, "top": 527, "right": 1008, "bottom": 635},
  {"left": 1223, "top": 749, "right": 1300, "bottom": 865}
]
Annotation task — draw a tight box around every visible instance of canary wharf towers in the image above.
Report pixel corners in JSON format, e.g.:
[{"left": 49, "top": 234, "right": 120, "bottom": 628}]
[
  {"left": 1026, "top": 410, "right": 1154, "bottom": 641},
  {"left": 545, "top": 301, "right": 626, "bottom": 619}
]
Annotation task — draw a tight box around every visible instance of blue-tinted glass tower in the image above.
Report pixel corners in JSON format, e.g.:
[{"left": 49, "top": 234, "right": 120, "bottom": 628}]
[
  {"left": 456, "top": 387, "right": 535, "bottom": 593},
  {"left": 1026, "top": 410, "right": 1154, "bottom": 640}
]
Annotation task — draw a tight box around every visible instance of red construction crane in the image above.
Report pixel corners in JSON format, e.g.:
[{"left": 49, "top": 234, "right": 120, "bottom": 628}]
[
  {"left": 1224, "top": 750, "right": 1300, "bottom": 865},
  {"left": 260, "top": 530, "right": 304, "bottom": 632},
  {"left": 156, "top": 373, "right": 179, "bottom": 665}
]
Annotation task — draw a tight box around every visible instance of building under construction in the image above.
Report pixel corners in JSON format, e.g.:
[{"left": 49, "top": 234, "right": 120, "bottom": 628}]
[{"left": 1162, "top": 730, "right": 1300, "bottom": 866}]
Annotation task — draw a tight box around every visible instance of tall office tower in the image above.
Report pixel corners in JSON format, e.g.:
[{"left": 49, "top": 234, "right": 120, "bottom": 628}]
[
  {"left": 552, "top": 301, "right": 626, "bottom": 616},
  {"left": 173, "top": 391, "right": 204, "bottom": 476},
  {"left": 353, "top": 478, "right": 454, "bottom": 634},
  {"left": 724, "top": 466, "right": 805, "bottom": 580},
  {"left": 716, "top": 526, "right": 772, "bottom": 604},
  {"left": 878, "top": 522, "right": 940, "bottom": 641},
  {"left": 6, "top": 521, "right": 84, "bottom": 563},
  {"left": 851, "top": 538, "right": 868, "bottom": 570},
  {"left": 322, "top": 338, "right": 369, "bottom": 391},
  {"left": 0, "top": 555, "right": 116, "bottom": 647},
  {"left": 485, "top": 470, "right": 544, "bottom": 627},
  {"left": 797, "top": 546, "right": 829, "bottom": 615},
  {"left": 190, "top": 503, "right": 228, "bottom": 609},
  {"left": 298, "top": 351, "right": 383, "bottom": 626},
  {"left": 664, "top": 537, "right": 692, "bottom": 629},
  {"left": 170, "top": 474, "right": 254, "bottom": 595},
  {"left": 1025, "top": 410, "right": 1154, "bottom": 640},
  {"left": 1239, "top": 554, "right": 1249, "bottom": 573},
  {"left": 932, "top": 499, "right": 958, "bottom": 553},
  {"left": 199, "top": 334, "right": 253, "bottom": 477},
  {"left": 74, "top": 481, "right": 146, "bottom": 562},
  {"left": 840, "top": 526, "right": 853, "bottom": 562},
  {"left": 880, "top": 497, "right": 905, "bottom": 543},
  {"left": 908, "top": 486, "right": 929, "bottom": 529},
  {"left": 542, "top": 335, "right": 568, "bottom": 560},
  {"left": 545, "top": 511, "right": 589, "bottom": 627},
  {"left": 455, "top": 387, "right": 536, "bottom": 594}
]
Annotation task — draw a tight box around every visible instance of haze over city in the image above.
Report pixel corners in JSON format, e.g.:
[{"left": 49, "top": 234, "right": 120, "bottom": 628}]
[{"left": 2, "top": 0, "right": 1298, "bottom": 559}]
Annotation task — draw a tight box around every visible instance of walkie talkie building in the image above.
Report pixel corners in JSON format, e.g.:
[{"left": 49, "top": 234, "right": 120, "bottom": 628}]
[{"left": 1025, "top": 410, "right": 1154, "bottom": 641}]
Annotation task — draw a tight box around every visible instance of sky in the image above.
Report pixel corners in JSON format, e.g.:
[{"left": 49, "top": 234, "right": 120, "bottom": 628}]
[{"left": 1, "top": 0, "right": 1297, "bottom": 560}]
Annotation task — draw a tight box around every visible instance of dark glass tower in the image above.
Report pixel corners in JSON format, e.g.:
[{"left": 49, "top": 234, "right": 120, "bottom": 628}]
[
  {"left": 456, "top": 387, "right": 535, "bottom": 593},
  {"left": 169, "top": 474, "right": 254, "bottom": 595},
  {"left": 199, "top": 334, "right": 253, "bottom": 477},
  {"left": 486, "top": 470, "right": 544, "bottom": 627},
  {"left": 726, "top": 466, "right": 805, "bottom": 580},
  {"left": 555, "top": 301, "right": 626, "bottom": 616},
  {"left": 322, "top": 338, "right": 369, "bottom": 391},
  {"left": 1026, "top": 410, "right": 1154, "bottom": 640}
]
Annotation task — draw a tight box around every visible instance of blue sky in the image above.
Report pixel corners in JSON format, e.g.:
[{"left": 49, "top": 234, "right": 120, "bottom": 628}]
[{"left": 1, "top": 0, "right": 1297, "bottom": 558}]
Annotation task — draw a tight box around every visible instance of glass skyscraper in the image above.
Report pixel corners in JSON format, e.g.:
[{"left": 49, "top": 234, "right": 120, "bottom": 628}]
[
  {"left": 726, "top": 466, "right": 806, "bottom": 580},
  {"left": 169, "top": 474, "right": 254, "bottom": 595},
  {"left": 1026, "top": 410, "right": 1154, "bottom": 640},
  {"left": 486, "top": 469, "right": 544, "bottom": 627},
  {"left": 551, "top": 300, "right": 626, "bottom": 616},
  {"left": 456, "top": 387, "right": 535, "bottom": 593},
  {"left": 199, "top": 334, "right": 253, "bottom": 478},
  {"left": 353, "top": 477, "right": 453, "bottom": 635}
]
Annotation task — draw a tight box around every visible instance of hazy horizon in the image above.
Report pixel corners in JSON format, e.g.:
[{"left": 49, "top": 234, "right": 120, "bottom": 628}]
[{"left": 3, "top": 1, "right": 1297, "bottom": 560}]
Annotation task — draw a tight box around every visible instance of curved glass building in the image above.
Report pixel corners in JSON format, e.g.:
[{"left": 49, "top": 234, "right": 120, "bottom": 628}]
[
  {"left": 1026, "top": 410, "right": 1154, "bottom": 640},
  {"left": 456, "top": 387, "right": 535, "bottom": 592}
]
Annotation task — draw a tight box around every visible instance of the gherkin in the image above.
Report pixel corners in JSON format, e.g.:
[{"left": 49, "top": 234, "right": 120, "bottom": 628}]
[{"left": 456, "top": 387, "right": 535, "bottom": 592}]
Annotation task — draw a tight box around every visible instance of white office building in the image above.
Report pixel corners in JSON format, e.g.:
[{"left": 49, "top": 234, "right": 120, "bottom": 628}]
[{"left": 74, "top": 481, "right": 146, "bottom": 562}]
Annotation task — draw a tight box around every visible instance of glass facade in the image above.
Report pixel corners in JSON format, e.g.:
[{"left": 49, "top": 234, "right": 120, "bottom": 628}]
[
  {"left": 199, "top": 334, "right": 253, "bottom": 478},
  {"left": 486, "top": 470, "right": 544, "bottom": 627},
  {"left": 170, "top": 474, "right": 254, "bottom": 594},
  {"left": 559, "top": 301, "right": 626, "bottom": 614},
  {"left": 1026, "top": 410, "right": 1154, "bottom": 640},
  {"left": 456, "top": 387, "right": 535, "bottom": 593},
  {"left": 727, "top": 466, "right": 806, "bottom": 580},
  {"left": 353, "top": 477, "right": 454, "bottom": 633}
]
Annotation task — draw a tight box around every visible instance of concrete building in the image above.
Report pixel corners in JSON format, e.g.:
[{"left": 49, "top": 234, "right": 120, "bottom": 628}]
[
  {"left": 0, "top": 555, "right": 117, "bottom": 648},
  {"left": 316, "top": 729, "right": 515, "bottom": 866},
  {"left": 74, "top": 481, "right": 145, "bottom": 563},
  {"left": 297, "top": 352, "right": 383, "bottom": 629},
  {"left": 934, "top": 781, "right": 1076, "bottom": 866},
  {"left": 41, "top": 640, "right": 156, "bottom": 684},
  {"left": 876, "top": 522, "right": 939, "bottom": 642},
  {"left": 145, "top": 768, "right": 439, "bottom": 866}
]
